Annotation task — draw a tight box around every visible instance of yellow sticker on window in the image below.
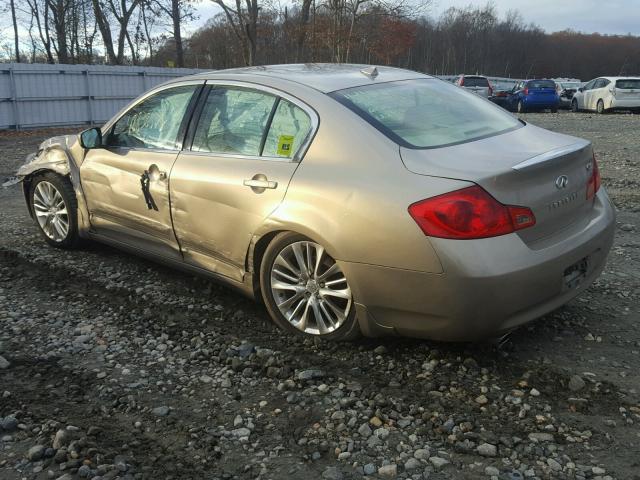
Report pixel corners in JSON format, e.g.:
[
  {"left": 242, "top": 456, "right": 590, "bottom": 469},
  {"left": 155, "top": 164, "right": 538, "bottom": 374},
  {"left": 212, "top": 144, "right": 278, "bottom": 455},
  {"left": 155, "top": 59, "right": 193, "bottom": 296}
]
[{"left": 277, "top": 135, "right": 295, "bottom": 157}]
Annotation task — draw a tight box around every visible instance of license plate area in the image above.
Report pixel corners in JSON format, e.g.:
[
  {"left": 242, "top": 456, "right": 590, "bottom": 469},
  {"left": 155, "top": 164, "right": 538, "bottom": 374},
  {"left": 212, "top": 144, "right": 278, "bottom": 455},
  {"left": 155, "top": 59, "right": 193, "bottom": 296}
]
[{"left": 563, "top": 256, "right": 589, "bottom": 290}]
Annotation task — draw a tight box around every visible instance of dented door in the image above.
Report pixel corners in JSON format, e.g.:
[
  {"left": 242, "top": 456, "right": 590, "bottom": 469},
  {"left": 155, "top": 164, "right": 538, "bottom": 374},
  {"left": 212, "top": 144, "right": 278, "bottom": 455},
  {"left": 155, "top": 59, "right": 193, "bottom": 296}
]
[{"left": 80, "top": 83, "right": 201, "bottom": 259}]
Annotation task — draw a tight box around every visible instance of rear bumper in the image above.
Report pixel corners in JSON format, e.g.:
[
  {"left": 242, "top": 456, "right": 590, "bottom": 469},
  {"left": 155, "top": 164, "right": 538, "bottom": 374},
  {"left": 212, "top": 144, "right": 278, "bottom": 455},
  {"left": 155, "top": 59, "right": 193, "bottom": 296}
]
[
  {"left": 524, "top": 97, "right": 559, "bottom": 108},
  {"left": 342, "top": 189, "right": 615, "bottom": 341},
  {"left": 610, "top": 98, "right": 640, "bottom": 109}
]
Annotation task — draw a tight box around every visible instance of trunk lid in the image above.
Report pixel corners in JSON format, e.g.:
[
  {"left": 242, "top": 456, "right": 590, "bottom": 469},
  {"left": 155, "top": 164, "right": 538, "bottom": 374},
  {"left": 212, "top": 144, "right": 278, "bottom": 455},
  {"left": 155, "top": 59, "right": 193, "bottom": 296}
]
[{"left": 400, "top": 124, "right": 595, "bottom": 244}]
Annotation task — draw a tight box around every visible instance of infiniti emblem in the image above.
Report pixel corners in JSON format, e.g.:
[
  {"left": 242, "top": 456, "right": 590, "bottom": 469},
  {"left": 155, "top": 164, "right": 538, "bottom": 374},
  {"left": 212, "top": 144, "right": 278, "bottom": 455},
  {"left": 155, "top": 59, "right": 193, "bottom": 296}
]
[{"left": 555, "top": 175, "right": 569, "bottom": 189}]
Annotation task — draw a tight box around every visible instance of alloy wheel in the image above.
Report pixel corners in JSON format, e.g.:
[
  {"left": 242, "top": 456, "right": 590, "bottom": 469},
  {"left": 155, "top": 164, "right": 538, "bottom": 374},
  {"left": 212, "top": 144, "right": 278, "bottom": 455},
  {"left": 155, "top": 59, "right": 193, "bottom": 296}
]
[
  {"left": 33, "top": 181, "right": 69, "bottom": 242},
  {"left": 270, "top": 241, "right": 352, "bottom": 335}
]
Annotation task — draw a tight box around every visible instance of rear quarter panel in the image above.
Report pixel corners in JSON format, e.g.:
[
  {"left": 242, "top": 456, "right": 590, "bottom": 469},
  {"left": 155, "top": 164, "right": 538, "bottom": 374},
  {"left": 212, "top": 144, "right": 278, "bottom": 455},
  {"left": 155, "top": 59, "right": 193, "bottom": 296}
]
[{"left": 255, "top": 89, "right": 471, "bottom": 273}]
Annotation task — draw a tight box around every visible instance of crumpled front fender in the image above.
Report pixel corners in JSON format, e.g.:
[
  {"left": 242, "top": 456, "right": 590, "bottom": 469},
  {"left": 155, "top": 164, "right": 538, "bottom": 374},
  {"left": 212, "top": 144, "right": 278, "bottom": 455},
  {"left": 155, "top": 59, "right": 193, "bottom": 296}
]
[{"left": 4, "top": 133, "right": 92, "bottom": 235}]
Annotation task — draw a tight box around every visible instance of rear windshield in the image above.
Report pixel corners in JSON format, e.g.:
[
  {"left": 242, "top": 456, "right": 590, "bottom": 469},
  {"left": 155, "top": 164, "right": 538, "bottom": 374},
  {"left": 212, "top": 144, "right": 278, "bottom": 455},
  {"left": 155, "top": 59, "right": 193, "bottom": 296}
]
[
  {"left": 462, "top": 76, "right": 489, "bottom": 87},
  {"left": 560, "top": 82, "right": 581, "bottom": 89},
  {"left": 331, "top": 79, "right": 521, "bottom": 149},
  {"left": 527, "top": 80, "right": 556, "bottom": 89},
  {"left": 616, "top": 79, "right": 640, "bottom": 89}
]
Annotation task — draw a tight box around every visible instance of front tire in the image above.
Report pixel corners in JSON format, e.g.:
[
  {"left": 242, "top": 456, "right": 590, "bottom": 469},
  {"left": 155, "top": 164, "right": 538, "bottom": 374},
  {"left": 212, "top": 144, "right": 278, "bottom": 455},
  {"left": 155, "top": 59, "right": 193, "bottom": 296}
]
[
  {"left": 571, "top": 99, "right": 579, "bottom": 112},
  {"left": 259, "top": 232, "right": 360, "bottom": 341},
  {"left": 29, "top": 172, "right": 81, "bottom": 249}
]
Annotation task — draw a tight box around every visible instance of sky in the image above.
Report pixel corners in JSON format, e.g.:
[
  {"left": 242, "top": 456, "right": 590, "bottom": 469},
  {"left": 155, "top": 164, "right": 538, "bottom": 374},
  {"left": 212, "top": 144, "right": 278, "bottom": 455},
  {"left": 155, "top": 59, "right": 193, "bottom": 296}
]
[{"left": 190, "top": 0, "right": 640, "bottom": 37}]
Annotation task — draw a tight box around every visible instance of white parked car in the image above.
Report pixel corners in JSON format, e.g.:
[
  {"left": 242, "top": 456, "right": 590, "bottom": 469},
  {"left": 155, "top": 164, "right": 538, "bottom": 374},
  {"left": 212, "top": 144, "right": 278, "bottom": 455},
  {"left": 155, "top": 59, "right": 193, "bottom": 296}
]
[
  {"left": 572, "top": 77, "right": 640, "bottom": 113},
  {"left": 454, "top": 75, "right": 493, "bottom": 98}
]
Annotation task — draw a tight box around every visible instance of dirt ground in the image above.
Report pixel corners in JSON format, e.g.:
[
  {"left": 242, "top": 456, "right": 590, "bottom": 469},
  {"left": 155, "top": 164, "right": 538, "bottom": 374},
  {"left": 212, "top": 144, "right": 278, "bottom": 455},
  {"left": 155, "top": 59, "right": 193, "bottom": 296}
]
[{"left": 0, "top": 112, "right": 639, "bottom": 480}]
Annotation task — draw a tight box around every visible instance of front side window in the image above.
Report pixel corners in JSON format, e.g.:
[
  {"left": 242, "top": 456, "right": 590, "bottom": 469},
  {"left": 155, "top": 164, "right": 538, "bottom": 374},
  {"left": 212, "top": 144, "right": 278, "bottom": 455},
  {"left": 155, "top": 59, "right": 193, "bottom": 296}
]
[
  {"left": 332, "top": 79, "right": 521, "bottom": 149},
  {"left": 262, "top": 100, "right": 312, "bottom": 158},
  {"left": 107, "top": 85, "right": 197, "bottom": 150},
  {"left": 192, "top": 87, "right": 276, "bottom": 156}
]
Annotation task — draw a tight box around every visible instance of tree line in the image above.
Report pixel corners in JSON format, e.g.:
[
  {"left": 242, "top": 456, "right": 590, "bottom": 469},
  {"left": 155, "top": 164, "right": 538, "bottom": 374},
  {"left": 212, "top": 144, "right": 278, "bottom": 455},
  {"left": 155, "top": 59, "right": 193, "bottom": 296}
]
[{"left": 3, "top": 1, "right": 640, "bottom": 80}]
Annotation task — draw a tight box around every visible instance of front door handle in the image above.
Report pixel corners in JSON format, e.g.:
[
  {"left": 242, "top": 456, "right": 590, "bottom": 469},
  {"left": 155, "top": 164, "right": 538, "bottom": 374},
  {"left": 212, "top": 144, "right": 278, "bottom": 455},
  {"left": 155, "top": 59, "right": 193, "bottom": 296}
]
[{"left": 244, "top": 174, "right": 277, "bottom": 193}]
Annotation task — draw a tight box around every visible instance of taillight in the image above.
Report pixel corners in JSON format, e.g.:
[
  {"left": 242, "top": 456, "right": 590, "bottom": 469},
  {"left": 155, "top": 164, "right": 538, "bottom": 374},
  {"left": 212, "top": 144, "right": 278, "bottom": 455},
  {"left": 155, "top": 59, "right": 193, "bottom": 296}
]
[
  {"left": 408, "top": 185, "right": 536, "bottom": 240},
  {"left": 523, "top": 87, "right": 529, "bottom": 95},
  {"left": 459, "top": 77, "right": 465, "bottom": 86},
  {"left": 488, "top": 82, "right": 493, "bottom": 96},
  {"left": 586, "top": 154, "right": 601, "bottom": 200}
]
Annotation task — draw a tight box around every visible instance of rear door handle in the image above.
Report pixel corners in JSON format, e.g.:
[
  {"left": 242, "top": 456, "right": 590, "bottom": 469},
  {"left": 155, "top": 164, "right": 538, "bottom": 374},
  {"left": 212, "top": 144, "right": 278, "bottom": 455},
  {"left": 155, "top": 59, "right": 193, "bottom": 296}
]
[{"left": 242, "top": 175, "right": 278, "bottom": 189}]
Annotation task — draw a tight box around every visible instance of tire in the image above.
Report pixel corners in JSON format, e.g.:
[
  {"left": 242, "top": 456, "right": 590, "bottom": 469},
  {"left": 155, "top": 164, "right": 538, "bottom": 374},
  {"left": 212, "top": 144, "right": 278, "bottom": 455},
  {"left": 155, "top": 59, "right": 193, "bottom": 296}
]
[
  {"left": 596, "top": 99, "right": 605, "bottom": 114},
  {"left": 517, "top": 100, "right": 526, "bottom": 113},
  {"left": 29, "top": 172, "right": 81, "bottom": 249},
  {"left": 571, "top": 99, "right": 579, "bottom": 112},
  {"left": 551, "top": 106, "right": 558, "bottom": 113},
  {"left": 259, "top": 232, "right": 360, "bottom": 341}
]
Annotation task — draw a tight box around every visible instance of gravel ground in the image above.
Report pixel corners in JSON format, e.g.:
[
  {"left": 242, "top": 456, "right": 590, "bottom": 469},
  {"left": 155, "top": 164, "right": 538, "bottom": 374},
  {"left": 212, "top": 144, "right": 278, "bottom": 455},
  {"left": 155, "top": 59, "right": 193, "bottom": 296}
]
[{"left": 1, "top": 112, "right": 639, "bottom": 480}]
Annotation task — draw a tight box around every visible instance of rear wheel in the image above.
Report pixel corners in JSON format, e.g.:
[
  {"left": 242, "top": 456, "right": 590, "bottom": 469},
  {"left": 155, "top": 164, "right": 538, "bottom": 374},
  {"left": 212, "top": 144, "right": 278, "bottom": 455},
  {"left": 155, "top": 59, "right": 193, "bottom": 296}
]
[
  {"left": 550, "top": 106, "right": 558, "bottom": 113},
  {"left": 29, "top": 172, "right": 81, "bottom": 249},
  {"left": 596, "top": 99, "right": 606, "bottom": 114},
  {"left": 517, "top": 100, "right": 526, "bottom": 113},
  {"left": 260, "top": 232, "right": 360, "bottom": 341}
]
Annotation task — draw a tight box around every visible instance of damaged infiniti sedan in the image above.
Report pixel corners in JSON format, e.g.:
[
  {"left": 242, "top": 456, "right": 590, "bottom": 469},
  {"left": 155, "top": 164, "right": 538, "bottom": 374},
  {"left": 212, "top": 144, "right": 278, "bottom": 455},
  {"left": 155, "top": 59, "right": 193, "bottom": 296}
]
[{"left": 8, "top": 64, "right": 615, "bottom": 341}]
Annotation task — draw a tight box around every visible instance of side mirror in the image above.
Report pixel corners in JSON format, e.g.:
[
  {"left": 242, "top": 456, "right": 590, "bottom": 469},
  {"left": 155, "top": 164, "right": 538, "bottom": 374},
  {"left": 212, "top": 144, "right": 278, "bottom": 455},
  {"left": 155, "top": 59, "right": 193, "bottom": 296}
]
[{"left": 80, "top": 127, "right": 102, "bottom": 149}]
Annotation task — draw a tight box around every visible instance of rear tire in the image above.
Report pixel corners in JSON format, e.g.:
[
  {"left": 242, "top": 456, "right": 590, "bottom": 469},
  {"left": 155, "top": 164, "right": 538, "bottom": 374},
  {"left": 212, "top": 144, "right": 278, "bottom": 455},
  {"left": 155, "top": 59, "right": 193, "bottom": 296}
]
[
  {"left": 259, "top": 232, "right": 360, "bottom": 341},
  {"left": 550, "top": 106, "right": 558, "bottom": 113},
  {"left": 596, "top": 99, "right": 606, "bottom": 114},
  {"left": 29, "top": 172, "right": 81, "bottom": 249},
  {"left": 517, "top": 100, "right": 526, "bottom": 113}
]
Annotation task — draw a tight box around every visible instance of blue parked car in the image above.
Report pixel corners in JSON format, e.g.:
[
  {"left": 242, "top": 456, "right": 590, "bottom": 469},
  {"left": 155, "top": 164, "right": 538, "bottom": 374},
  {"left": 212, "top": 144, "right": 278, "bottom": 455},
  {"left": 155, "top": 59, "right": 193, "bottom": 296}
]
[{"left": 507, "top": 79, "right": 560, "bottom": 113}]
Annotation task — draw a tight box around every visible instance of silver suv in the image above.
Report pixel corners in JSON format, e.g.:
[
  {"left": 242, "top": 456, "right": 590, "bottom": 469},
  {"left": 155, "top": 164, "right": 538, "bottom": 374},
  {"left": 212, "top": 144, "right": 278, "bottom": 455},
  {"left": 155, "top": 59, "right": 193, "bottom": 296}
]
[{"left": 454, "top": 75, "right": 492, "bottom": 98}]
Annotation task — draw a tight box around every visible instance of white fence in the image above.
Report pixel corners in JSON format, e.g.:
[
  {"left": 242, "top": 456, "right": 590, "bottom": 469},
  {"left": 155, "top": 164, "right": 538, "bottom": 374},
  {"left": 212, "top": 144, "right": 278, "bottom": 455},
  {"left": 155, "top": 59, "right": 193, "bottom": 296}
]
[
  {"left": 0, "top": 63, "right": 523, "bottom": 130},
  {"left": 0, "top": 63, "right": 205, "bottom": 130}
]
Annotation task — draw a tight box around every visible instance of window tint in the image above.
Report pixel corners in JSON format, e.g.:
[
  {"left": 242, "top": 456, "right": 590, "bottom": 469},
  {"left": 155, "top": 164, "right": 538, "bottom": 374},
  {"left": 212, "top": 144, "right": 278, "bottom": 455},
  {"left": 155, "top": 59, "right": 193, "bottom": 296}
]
[
  {"left": 332, "top": 79, "right": 521, "bottom": 149},
  {"left": 192, "top": 87, "right": 276, "bottom": 156},
  {"left": 262, "top": 100, "right": 312, "bottom": 158},
  {"left": 108, "top": 85, "right": 196, "bottom": 150},
  {"left": 527, "top": 80, "right": 556, "bottom": 89},
  {"left": 463, "top": 76, "right": 489, "bottom": 87},
  {"left": 616, "top": 79, "right": 640, "bottom": 89},
  {"left": 593, "top": 79, "right": 605, "bottom": 88},
  {"left": 584, "top": 80, "right": 596, "bottom": 90}
]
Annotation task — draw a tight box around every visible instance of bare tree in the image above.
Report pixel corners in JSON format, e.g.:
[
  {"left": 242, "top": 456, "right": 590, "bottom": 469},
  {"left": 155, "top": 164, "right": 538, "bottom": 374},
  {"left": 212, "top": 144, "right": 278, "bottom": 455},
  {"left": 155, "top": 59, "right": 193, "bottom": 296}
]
[
  {"left": 92, "top": 0, "right": 142, "bottom": 64},
  {"left": 212, "top": 0, "right": 259, "bottom": 65},
  {"left": 10, "top": 0, "right": 21, "bottom": 61}
]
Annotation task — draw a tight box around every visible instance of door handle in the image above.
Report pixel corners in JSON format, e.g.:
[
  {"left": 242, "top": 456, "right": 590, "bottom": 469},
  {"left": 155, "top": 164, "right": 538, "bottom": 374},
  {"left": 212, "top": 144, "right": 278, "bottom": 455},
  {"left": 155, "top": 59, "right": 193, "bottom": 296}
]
[
  {"left": 243, "top": 174, "right": 278, "bottom": 192},
  {"left": 147, "top": 164, "right": 166, "bottom": 182},
  {"left": 243, "top": 179, "right": 277, "bottom": 189}
]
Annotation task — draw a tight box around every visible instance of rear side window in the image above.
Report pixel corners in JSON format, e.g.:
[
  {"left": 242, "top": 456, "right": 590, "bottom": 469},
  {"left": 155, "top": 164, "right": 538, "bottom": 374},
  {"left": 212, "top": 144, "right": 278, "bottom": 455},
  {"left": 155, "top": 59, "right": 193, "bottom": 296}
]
[
  {"left": 616, "top": 79, "right": 640, "bottom": 89},
  {"left": 192, "top": 87, "right": 276, "bottom": 156},
  {"left": 463, "top": 77, "right": 489, "bottom": 87},
  {"left": 527, "top": 80, "right": 556, "bottom": 89},
  {"left": 332, "top": 79, "right": 521, "bottom": 149},
  {"left": 262, "top": 100, "right": 312, "bottom": 158}
]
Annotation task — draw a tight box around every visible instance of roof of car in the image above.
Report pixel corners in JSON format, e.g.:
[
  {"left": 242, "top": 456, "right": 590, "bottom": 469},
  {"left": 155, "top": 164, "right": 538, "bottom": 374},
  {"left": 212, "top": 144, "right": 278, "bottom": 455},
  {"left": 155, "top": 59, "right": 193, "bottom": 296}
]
[
  {"left": 189, "top": 63, "right": 432, "bottom": 93},
  {"left": 596, "top": 76, "right": 640, "bottom": 80}
]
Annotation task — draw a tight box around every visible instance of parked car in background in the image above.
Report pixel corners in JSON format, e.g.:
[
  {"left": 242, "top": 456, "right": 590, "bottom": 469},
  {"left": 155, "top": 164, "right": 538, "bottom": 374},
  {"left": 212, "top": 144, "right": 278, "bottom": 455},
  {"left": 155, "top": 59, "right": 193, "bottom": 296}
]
[
  {"left": 489, "top": 80, "right": 518, "bottom": 109},
  {"left": 572, "top": 77, "right": 640, "bottom": 113},
  {"left": 506, "top": 79, "right": 560, "bottom": 113},
  {"left": 454, "top": 74, "right": 493, "bottom": 97},
  {"left": 10, "top": 64, "right": 614, "bottom": 342},
  {"left": 553, "top": 79, "right": 582, "bottom": 109}
]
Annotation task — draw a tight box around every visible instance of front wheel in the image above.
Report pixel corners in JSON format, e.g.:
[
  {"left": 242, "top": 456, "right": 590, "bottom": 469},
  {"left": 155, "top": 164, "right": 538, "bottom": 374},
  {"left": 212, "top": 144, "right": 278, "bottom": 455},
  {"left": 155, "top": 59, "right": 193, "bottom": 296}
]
[
  {"left": 260, "top": 232, "right": 360, "bottom": 341},
  {"left": 29, "top": 172, "right": 81, "bottom": 249},
  {"left": 571, "top": 99, "right": 579, "bottom": 112}
]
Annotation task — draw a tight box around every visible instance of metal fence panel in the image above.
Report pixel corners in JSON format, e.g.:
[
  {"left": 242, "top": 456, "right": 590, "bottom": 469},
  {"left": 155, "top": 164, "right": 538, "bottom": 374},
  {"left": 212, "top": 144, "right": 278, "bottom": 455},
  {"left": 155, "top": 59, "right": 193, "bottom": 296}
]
[
  {"left": 0, "top": 63, "right": 205, "bottom": 130},
  {"left": 0, "top": 64, "right": 524, "bottom": 130}
]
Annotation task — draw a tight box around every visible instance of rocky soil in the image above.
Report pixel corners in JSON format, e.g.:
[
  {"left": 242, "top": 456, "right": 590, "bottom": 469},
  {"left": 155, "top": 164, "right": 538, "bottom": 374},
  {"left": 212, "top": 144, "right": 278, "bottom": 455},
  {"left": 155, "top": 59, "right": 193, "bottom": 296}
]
[{"left": 1, "top": 112, "right": 639, "bottom": 480}]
